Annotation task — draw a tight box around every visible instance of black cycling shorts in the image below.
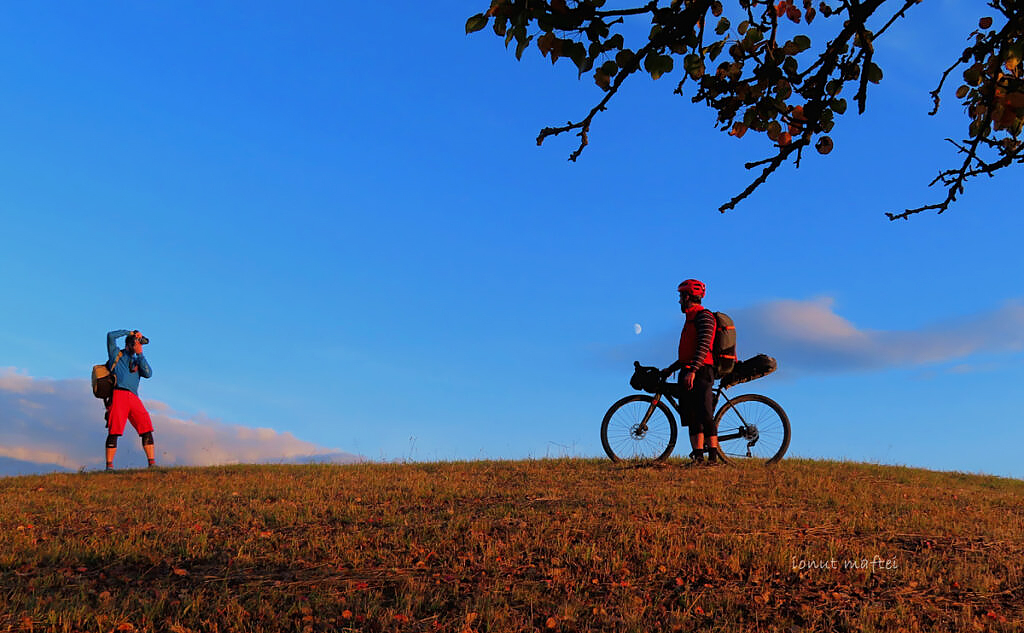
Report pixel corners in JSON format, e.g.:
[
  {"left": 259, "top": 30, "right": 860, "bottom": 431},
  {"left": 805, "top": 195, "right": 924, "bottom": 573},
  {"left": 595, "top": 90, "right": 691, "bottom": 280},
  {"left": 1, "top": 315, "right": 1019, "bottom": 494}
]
[{"left": 671, "top": 365, "right": 716, "bottom": 437}]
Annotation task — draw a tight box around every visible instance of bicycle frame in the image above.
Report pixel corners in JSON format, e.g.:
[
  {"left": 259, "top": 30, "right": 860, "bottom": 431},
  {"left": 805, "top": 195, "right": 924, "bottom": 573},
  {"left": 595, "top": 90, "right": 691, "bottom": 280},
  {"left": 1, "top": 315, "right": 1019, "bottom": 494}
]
[{"left": 634, "top": 385, "right": 750, "bottom": 445}]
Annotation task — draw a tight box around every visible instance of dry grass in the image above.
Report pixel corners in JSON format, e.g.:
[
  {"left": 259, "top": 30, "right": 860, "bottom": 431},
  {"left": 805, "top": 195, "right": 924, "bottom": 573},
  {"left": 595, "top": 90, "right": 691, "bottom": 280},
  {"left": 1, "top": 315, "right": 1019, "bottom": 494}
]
[{"left": 1, "top": 458, "right": 1022, "bottom": 632}]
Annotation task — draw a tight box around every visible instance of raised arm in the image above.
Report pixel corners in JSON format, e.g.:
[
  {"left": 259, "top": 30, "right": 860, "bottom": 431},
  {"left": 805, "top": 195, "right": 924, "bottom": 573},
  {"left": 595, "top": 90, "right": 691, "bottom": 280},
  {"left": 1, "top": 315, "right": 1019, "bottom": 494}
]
[{"left": 107, "top": 329, "right": 130, "bottom": 361}]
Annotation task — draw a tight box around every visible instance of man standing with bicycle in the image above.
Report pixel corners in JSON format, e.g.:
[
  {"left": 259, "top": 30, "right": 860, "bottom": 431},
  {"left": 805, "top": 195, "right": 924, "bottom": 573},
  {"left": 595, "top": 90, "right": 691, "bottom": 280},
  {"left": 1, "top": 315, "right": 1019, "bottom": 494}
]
[{"left": 660, "top": 279, "right": 721, "bottom": 465}]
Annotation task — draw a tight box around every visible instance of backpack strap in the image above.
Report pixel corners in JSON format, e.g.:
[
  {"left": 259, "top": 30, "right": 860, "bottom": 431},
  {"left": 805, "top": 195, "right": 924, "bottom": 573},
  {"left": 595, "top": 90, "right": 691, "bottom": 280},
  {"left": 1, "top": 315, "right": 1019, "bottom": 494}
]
[{"left": 108, "top": 350, "right": 124, "bottom": 372}]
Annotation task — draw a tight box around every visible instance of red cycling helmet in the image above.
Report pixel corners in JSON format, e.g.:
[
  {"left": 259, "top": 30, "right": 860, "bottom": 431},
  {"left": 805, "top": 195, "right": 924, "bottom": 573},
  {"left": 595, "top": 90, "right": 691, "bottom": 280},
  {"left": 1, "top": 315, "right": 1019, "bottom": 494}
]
[{"left": 677, "top": 279, "right": 706, "bottom": 299}]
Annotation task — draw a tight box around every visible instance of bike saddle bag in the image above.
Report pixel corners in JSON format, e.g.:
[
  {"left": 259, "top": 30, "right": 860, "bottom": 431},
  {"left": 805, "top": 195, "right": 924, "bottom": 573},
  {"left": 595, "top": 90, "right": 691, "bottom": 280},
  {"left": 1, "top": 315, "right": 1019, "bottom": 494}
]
[{"left": 720, "top": 354, "right": 777, "bottom": 390}]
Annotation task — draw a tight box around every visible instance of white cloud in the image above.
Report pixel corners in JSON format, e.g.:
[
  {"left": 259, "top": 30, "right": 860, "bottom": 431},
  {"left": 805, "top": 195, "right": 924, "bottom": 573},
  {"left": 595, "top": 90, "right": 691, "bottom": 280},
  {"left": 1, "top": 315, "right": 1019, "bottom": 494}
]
[
  {"left": 0, "top": 369, "right": 51, "bottom": 394},
  {"left": 0, "top": 368, "right": 363, "bottom": 475},
  {"left": 605, "top": 298, "right": 1024, "bottom": 374}
]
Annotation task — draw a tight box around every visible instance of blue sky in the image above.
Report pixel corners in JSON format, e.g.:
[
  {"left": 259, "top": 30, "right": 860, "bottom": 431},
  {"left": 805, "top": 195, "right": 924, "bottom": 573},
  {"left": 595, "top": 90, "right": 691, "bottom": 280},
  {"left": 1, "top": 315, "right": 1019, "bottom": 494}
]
[{"left": 2, "top": 1, "right": 1022, "bottom": 477}]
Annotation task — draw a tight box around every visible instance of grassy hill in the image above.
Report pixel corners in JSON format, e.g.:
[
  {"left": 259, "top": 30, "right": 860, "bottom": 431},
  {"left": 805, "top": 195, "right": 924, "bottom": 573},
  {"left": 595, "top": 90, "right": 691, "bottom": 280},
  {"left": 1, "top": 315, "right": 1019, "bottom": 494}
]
[{"left": 1, "top": 459, "right": 1022, "bottom": 632}]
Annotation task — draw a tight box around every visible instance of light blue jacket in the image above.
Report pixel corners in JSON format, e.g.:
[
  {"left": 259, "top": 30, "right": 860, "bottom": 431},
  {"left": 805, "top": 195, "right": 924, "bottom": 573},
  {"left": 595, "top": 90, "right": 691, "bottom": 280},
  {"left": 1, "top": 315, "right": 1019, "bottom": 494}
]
[{"left": 106, "top": 330, "right": 152, "bottom": 395}]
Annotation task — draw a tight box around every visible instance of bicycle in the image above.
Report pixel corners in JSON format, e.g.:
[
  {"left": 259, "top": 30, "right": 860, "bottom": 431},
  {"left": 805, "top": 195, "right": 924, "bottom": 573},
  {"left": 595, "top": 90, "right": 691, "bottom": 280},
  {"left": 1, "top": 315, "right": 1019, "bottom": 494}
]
[{"left": 600, "top": 361, "right": 791, "bottom": 465}]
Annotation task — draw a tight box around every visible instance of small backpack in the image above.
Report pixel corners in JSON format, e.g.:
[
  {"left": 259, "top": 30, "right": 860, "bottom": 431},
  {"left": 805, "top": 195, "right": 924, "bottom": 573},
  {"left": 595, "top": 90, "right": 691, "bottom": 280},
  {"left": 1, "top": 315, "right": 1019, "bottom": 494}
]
[
  {"left": 91, "top": 350, "right": 122, "bottom": 399},
  {"left": 708, "top": 310, "right": 737, "bottom": 377}
]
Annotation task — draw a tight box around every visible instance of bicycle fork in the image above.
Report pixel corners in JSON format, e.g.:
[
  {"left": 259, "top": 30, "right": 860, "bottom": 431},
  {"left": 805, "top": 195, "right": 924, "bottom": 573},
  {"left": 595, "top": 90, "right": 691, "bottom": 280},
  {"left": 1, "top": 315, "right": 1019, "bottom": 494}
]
[{"left": 634, "top": 395, "right": 661, "bottom": 437}]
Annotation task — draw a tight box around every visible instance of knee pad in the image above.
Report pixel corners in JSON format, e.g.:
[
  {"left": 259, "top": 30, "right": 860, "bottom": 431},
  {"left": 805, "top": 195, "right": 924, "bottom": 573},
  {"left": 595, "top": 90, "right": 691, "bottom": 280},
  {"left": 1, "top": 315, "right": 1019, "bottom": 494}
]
[
  {"left": 105, "top": 434, "right": 119, "bottom": 449},
  {"left": 140, "top": 431, "right": 154, "bottom": 446}
]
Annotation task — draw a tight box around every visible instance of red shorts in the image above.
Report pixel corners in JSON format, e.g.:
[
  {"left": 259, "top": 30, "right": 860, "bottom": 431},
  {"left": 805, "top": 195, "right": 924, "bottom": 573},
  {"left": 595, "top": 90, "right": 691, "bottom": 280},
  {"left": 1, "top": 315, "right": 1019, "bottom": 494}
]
[{"left": 107, "top": 389, "right": 154, "bottom": 436}]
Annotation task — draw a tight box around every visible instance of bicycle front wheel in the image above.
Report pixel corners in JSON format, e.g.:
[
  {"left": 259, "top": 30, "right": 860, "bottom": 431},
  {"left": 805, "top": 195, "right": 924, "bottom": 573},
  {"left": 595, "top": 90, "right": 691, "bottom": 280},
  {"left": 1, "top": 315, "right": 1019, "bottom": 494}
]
[
  {"left": 714, "top": 393, "right": 790, "bottom": 464},
  {"left": 601, "top": 395, "right": 678, "bottom": 462}
]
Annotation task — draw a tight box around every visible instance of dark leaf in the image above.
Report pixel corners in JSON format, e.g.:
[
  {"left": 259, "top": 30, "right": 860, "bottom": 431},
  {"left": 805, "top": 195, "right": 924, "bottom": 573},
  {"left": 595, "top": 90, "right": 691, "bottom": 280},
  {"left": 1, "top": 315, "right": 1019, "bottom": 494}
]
[
  {"left": 466, "top": 14, "right": 488, "bottom": 34},
  {"left": 648, "top": 54, "right": 675, "bottom": 80},
  {"left": 683, "top": 53, "right": 703, "bottom": 79},
  {"left": 706, "top": 40, "right": 725, "bottom": 62},
  {"left": 515, "top": 35, "right": 533, "bottom": 60},
  {"left": 864, "top": 62, "right": 883, "bottom": 84},
  {"left": 776, "top": 80, "right": 792, "bottom": 100},
  {"left": 964, "top": 64, "right": 982, "bottom": 87},
  {"left": 537, "top": 32, "right": 556, "bottom": 57}
]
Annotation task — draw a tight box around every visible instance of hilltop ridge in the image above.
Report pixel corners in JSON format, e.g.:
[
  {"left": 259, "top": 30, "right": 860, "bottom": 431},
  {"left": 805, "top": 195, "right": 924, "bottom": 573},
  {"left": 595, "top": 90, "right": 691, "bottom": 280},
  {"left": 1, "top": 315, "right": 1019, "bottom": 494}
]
[{"left": 1, "top": 458, "right": 1021, "bottom": 632}]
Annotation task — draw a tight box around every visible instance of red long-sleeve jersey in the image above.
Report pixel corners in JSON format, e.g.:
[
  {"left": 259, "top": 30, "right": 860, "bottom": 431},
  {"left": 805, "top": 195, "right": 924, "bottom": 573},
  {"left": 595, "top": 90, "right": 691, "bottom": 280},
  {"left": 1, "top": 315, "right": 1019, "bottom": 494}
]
[{"left": 678, "top": 306, "right": 716, "bottom": 371}]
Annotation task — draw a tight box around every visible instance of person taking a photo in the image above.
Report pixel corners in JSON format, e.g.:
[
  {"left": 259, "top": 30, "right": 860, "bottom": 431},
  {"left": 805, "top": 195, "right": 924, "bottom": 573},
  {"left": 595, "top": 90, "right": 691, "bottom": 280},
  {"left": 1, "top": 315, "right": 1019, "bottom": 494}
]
[{"left": 103, "top": 329, "right": 156, "bottom": 470}]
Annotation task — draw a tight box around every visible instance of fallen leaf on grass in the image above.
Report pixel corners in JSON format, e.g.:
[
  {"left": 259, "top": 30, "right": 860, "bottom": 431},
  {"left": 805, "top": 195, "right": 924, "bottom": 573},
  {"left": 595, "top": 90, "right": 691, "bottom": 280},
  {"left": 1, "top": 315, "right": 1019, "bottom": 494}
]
[{"left": 172, "top": 568, "right": 188, "bottom": 576}]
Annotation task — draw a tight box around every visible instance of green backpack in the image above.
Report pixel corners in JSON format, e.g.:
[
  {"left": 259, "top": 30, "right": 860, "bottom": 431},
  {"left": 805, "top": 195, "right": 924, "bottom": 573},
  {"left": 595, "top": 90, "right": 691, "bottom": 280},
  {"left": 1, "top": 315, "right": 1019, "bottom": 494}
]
[{"left": 708, "top": 310, "right": 737, "bottom": 377}]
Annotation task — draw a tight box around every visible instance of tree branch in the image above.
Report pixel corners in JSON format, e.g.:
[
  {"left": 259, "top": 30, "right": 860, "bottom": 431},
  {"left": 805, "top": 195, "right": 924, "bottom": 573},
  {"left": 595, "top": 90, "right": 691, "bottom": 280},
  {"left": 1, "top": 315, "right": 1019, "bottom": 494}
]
[
  {"left": 536, "top": 41, "right": 657, "bottom": 161},
  {"left": 594, "top": 2, "right": 657, "bottom": 19},
  {"left": 718, "top": 139, "right": 808, "bottom": 212},
  {"left": 885, "top": 117, "right": 991, "bottom": 220}
]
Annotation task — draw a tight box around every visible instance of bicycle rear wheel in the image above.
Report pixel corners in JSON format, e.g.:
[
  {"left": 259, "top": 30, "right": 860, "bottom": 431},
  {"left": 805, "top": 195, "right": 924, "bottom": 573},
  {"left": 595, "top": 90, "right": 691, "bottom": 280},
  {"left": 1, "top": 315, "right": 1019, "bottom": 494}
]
[
  {"left": 601, "top": 395, "right": 678, "bottom": 462},
  {"left": 713, "top": 394, "right": 790, "bottom": 464}
]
